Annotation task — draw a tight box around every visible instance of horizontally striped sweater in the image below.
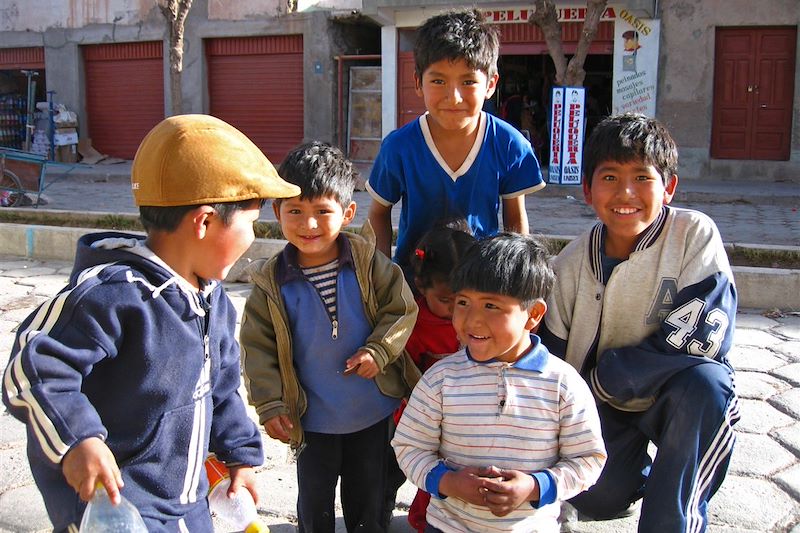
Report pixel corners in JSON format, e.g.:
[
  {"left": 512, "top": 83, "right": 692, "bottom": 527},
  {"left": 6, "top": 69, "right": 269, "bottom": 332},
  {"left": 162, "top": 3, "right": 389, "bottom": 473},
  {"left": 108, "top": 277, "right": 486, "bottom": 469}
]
[{"left": 392, "top": 335, "right": 606, "bottom": 532}]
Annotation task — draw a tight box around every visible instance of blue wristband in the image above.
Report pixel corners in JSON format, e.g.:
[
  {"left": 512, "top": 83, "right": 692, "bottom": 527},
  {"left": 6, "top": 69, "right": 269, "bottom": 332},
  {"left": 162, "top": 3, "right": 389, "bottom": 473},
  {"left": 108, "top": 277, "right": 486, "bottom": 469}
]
[
  {"left": 425, "top": 461, "right": 456, "bottom": 499},
  {"left": 530, "top": 471, "right": 556, "bottom": 508}
]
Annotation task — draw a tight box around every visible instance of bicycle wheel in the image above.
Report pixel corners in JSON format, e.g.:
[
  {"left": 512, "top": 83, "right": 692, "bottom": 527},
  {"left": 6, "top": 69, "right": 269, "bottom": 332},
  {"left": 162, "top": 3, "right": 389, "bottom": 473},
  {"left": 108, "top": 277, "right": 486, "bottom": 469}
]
[{"left": 0, "top": 168, "right": 24, "bottom": 207}]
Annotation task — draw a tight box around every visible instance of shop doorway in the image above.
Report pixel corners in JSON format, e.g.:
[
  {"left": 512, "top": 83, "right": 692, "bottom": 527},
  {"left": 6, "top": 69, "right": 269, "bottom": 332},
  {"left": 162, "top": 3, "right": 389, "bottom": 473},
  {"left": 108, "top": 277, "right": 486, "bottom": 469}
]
[
  {"left": 711, "top": 26, "right": 796, "bottom": 160},
  {"left": 0, "top": 47, "right": 46, "bottom": 151},
  {"left": 494, "top": 53, "right": 613, "bottom": 162},
  {"left": 395, "top": 21, "right": 614, "bottom": 163}
]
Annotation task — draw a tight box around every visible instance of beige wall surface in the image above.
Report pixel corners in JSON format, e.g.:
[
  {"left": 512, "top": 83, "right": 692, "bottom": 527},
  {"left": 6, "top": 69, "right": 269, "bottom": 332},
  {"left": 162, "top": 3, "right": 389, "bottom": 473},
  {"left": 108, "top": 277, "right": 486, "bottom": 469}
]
[
  {"left": 0, "top": 0, "right": 154, "bottom": 31},
  {"left": 207, "top": 0, "right": 288, "bottom": 20},
  {"left": 207, "top": 0, "right": 361, "bottom": 18},
  {"left": 0, "top": 0, "right": 361, "bottom": 31}
]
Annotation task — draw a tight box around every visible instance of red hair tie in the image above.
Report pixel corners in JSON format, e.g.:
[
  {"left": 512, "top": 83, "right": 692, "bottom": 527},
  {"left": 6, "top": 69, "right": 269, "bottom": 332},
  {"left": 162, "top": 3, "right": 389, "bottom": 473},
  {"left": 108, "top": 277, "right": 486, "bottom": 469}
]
[{"left": 414, "top": 248, "right": 425, "bottom": 261}]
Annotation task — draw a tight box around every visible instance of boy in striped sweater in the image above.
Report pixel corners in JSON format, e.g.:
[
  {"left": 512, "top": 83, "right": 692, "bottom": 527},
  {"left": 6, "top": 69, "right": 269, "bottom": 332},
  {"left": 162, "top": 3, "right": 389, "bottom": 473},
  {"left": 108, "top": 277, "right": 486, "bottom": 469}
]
[{"left": 392, "top": 233, "right": 606, "bottom": 532}]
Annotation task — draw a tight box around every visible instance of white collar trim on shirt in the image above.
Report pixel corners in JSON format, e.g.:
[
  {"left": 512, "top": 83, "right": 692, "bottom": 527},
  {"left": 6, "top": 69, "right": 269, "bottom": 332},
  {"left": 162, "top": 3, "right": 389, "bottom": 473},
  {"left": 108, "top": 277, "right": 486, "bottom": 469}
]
[{"left": 419, "top": 111, "right": 486, "bottom": 182}]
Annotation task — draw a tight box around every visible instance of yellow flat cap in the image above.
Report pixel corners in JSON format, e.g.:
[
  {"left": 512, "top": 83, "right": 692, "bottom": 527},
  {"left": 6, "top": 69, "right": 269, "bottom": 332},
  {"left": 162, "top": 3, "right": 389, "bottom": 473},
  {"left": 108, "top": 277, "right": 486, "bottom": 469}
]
[{"left": 131, "top": 114, "right": 300, "bottom": 206}]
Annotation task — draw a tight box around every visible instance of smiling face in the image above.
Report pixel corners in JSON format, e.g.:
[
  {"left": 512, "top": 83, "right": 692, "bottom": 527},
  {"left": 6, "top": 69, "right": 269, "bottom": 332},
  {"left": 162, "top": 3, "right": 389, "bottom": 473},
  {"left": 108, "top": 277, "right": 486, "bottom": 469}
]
[
  {"left": 274, "top": 195, "right": 356, "bottom": 267},
  {"left": 452, "top": 288, "right": 542, "bottom": 364},
  {"left": 415, "top": 57, "right": 498, "bottom": 136},
  {"left": 584, "top": 160, "right": 677, "bottom": 259}
]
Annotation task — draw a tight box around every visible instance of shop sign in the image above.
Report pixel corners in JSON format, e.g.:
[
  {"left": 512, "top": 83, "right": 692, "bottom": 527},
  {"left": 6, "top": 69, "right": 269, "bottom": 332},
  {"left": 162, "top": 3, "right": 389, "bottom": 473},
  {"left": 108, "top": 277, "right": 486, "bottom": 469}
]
[
  {"left": 612, "top": 10, "right": 660, "bottom": 116},
  {"left": 483, "top": 6, "right": 616, "bottom": 24},
  {"left": 548, "top": 86, "right": 585, "bottom": 185}
]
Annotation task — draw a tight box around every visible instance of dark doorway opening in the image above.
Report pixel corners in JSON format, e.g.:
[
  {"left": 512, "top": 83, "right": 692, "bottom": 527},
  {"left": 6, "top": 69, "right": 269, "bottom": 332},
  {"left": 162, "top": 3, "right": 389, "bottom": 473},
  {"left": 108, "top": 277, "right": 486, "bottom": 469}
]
[{"left": 493, "top": 53, "right": 612, "bottom": 163}]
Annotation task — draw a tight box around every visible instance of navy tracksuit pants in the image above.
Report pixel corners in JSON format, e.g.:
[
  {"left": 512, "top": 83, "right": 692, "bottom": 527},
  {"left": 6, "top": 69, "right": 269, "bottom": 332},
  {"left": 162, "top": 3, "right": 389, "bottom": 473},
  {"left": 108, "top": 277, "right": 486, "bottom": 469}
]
[
  {"left": 570, "top": 362, "right": 740, "bottom": 533},
  {"left": 296, "top": 417, "right": 390, "bottom": 533}
]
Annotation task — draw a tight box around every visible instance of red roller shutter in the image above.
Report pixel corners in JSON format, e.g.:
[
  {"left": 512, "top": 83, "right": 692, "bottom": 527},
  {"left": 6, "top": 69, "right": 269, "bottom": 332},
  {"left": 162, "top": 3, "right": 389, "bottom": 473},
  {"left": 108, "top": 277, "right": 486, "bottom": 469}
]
[
  {"left": 83, "top": 42, "right": 164, "bottom": 159},
  {"left": 0, "top": 47, "right": 45, "bottom": 69},
  {"left": 496, "top": 21, "right": 614, "bottom": 54},
  {"left": 206, "top": 36, "right": 303, "bottom": 164}
]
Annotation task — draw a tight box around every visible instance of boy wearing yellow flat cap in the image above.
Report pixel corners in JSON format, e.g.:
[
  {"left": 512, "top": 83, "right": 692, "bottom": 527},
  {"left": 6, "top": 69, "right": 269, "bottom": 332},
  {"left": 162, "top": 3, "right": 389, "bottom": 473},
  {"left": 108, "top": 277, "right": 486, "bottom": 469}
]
[{"left": 2, "top": 114, "right": 299, "bottom": 532}]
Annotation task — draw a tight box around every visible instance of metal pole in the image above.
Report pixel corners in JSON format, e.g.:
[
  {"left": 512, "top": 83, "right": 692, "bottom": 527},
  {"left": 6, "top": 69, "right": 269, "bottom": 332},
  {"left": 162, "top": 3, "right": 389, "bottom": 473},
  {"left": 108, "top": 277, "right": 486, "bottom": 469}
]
[
  {"left": 21, "top": 70, "right": 38, "bottom": 152},
  {"left": 47, "top": 90, "right": 56, "bottom": 161}
]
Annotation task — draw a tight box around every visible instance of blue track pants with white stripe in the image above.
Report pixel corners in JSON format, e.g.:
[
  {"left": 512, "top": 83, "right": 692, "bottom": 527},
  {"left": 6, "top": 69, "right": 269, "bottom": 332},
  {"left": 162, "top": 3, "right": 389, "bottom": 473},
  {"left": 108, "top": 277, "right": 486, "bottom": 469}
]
[{"left": 570, "top": 362, "right": 739, "bottom": 533}]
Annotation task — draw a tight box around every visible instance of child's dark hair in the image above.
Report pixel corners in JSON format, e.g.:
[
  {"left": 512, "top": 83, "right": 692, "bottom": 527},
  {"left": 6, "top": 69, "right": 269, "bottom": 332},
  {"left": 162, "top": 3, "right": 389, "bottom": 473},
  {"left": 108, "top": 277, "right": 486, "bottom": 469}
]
[
  {"left": 583, "top": 113, "right": 678, "bottom": 186},
  {"left": 139, "top": 199, "right": 264, "bottom": 232},
  {"left": 275, "top": 141, "right": 358, "bottom": 208},
  {"left": 409, "top": 219, "right": 476, "bottom": 290},
  {"left": 414, "top": 9, "right": 500, "bottom": 79},
  {"left": 451, "top": 233, "right": 554, "bottom": 308}
]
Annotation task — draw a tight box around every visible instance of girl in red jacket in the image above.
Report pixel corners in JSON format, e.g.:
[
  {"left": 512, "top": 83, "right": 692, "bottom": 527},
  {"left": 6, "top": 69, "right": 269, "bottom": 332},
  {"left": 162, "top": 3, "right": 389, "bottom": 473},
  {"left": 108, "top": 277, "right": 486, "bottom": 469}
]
[{"left": 391, "top": 220, "right": 476, "bottom": 532}]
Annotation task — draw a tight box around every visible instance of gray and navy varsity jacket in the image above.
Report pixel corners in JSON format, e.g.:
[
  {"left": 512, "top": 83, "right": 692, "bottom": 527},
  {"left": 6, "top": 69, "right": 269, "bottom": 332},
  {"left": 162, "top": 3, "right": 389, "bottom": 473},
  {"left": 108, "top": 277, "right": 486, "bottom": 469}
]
[
  {"left": 541, "top": 206, "right": 738, "bottom": 412},
  {"left": 2, "top": 232, "right": 263, "bottom": 531}
]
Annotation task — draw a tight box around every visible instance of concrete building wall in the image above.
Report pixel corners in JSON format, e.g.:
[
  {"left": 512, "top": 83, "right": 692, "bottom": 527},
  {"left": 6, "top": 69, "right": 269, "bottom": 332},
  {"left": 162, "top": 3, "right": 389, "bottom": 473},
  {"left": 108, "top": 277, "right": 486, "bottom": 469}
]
[
  {"left": 0, "top": 0, "right": 379, "bottom": 152},
  {"left": 656, "top": 0, "right": 799, "bottom": 181},
  {"left": 181, "top": 0, "right": 339, "bottom": 140},
  {"left": 208, "top": 0, "right": 291, "bottom": 20},
  {"left": 0, "top": 0, "right": 152, "bottom": 31},
  {"left": 2, "top": 0, "right": 798, "bottom": 181},
  {"left": 20, "top": 11, "right": 167, "bottom": 139}
]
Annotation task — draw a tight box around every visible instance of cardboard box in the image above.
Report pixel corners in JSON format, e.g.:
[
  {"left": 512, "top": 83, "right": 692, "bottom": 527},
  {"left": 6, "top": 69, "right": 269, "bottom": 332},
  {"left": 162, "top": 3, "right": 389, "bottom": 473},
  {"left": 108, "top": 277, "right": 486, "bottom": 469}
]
[
  {"left": 53, "top": 128, "right": 79, "bottom": 146},
  {"left": 55, "top": 144, "right": 78, "bottom": 163}
]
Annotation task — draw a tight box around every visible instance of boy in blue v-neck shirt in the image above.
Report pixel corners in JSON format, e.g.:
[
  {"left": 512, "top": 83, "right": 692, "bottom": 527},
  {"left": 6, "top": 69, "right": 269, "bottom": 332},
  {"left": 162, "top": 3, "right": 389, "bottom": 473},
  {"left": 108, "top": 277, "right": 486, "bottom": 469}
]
[{"left": 367, "top": 10, "right": 545, "bottom": 276}]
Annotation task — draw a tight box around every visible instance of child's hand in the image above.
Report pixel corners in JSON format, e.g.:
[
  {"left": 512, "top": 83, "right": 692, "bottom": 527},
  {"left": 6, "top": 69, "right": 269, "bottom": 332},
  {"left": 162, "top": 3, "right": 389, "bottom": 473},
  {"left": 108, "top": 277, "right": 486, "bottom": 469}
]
[
  {"left": 438, "top": 466, "right": 493, "bottom": 507},
  {"left": 61, "top": 437, "right": 124, "bottom": 504},
  {"left": 345, "top": 350, "right": 378, "bottom": 379},
  {"left": 478, "top": 465, "right": 539, "bottom": 517},
  {"left": 228, "top": 465, "right": 259, "bottom": 505},
  {"left": 264, "top": 415, "right": 293, "bottom": 443}
]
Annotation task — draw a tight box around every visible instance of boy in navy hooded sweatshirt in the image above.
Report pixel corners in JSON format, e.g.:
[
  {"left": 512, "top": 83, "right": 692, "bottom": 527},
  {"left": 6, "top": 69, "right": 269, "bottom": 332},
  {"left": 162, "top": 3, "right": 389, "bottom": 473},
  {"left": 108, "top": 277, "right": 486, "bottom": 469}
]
[{"left": 2, "top": 114, "right": 300, "bottom": 532}]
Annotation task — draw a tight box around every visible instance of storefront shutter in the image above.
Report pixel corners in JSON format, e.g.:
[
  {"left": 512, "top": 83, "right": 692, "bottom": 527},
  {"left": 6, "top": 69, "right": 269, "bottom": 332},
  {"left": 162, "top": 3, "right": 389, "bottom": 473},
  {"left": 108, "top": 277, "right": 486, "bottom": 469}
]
[
  {"left": 83, "top": 42, "right": 164, "bottom": 159},
  {"left": 206, "top": 36, "right": 304, "bottom": 165}
]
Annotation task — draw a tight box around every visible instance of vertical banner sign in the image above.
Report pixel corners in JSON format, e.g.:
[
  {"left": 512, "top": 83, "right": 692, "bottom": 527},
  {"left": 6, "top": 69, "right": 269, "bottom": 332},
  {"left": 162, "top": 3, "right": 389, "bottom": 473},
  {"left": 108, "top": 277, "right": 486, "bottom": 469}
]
[
  {"left": 548, "top": 87, "right": 564, "bottom": 184},
  {"left": 612, "top": 11, "right": 660, "bottom": 116},
  {"left": 549, "top": 86, "right": 585, "bottom": 185}
]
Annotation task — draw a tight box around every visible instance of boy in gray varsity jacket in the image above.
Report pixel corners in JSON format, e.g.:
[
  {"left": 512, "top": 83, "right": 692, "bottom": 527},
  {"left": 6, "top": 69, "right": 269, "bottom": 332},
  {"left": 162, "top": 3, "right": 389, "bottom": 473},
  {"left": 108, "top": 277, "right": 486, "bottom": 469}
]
[
  {"left": 239, "top": 141, "right": 419, "bottom": 533},
  {"left": 541, "top": 114, "right": 739, "bottom": 533}
]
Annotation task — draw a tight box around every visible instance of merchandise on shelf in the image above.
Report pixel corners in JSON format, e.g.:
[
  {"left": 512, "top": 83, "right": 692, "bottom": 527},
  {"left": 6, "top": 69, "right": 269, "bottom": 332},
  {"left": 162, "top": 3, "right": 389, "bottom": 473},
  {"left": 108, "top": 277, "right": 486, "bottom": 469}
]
[{"left": 0, "top": 94, "right": 26, "bottom": 150}]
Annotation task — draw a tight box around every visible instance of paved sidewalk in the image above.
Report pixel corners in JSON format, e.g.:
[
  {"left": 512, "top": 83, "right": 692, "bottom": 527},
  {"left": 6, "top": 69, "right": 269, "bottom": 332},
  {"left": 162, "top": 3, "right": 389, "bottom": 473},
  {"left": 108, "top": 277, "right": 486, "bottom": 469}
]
[
  {"left": 1, "top": 255, "right": 799, "bottom": 532},
  {"left": 34, "top": 162, "right": 800, "bottom": 246}
]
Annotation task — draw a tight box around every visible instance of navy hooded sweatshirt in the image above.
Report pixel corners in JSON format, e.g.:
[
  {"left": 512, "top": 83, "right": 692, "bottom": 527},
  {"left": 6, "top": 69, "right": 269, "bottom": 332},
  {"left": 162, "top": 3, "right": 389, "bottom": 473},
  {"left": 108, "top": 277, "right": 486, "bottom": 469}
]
[{"left": 2, "top": 232, "right": 263, "bottom": 531}]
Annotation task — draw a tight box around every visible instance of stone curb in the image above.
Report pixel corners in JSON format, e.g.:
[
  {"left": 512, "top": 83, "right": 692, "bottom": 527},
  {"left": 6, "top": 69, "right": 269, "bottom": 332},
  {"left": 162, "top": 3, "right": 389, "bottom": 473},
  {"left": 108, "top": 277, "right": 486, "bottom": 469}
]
[
  {"left": 540, "top": 185, "right": 800, "bottom": 207},
  {"left": 1, "top": 222, "right": 798, "bottom": 310},
  {"left": 46, "top": 164, "right": 800, "bottom": 206}
]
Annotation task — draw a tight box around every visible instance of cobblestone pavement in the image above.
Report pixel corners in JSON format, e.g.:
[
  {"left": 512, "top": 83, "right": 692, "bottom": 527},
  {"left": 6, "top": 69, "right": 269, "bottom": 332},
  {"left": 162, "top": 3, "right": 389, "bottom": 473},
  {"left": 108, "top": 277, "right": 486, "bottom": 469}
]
[
  {"left": 31, "top": 167, "right": 800, "bottom": 246},
  {"left": 1, "top": 255, "right": 799, "bottom": 532}
]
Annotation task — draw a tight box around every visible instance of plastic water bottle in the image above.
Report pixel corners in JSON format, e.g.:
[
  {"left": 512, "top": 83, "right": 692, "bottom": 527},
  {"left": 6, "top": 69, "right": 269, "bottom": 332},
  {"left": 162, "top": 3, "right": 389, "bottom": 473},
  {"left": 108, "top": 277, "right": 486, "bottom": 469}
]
[
  {"left": 205, "top": 455, "right": 269, "bottom": 533},
  {"left": 79, "top": 483, "right": 148, "bottom": 532}
]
